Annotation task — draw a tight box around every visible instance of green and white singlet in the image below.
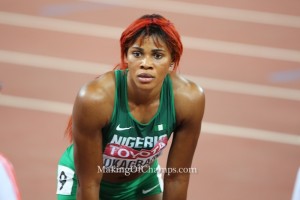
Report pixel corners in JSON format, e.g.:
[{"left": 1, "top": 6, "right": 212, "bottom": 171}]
[
  {"left": 102, "top": 70, "right": 176, "bottom": 170},
  {"left": 56, "top": 70, "right": 176, "bottom": 199}
]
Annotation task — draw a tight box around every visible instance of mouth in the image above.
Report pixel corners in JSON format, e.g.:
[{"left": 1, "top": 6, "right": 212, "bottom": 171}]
[{"left": 137, "top": 73, "right": 155, "bottom": 83}]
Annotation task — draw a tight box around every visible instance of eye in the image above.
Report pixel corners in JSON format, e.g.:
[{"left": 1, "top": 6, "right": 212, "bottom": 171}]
[
  {"left": 153, "top": 53, "right": 163, "bottom": 59},
  {"left": 132, "top": 51, "right": 142, "bottom": 57}
]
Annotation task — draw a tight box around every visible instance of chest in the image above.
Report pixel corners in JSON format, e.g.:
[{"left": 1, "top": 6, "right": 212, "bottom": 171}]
[{"left": 127, "top": 101, "right": 159, "bottom": 124}]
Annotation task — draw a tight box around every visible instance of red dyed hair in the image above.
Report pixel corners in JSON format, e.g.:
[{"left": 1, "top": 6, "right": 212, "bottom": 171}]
[
  {"left": 118, "top": 14, "right": 183, "bottom": 70},
  {"left": 65, "top": 14, "right": 183, "bottom": 142}
]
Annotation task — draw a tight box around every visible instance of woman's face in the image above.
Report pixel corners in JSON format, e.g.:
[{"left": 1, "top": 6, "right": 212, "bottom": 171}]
[{"left": 125, "top": 36, "right": 173, "bottom": 91}]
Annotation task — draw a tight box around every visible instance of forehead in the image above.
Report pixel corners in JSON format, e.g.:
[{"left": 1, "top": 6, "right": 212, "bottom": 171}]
[{"left": 131, "top": 35, "right": 168, "bottom": 50}]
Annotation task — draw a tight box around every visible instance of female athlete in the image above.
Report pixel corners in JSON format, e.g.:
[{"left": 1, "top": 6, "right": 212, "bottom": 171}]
[{"left": 56, "top": 14, "right": 205, "bottom": 200}]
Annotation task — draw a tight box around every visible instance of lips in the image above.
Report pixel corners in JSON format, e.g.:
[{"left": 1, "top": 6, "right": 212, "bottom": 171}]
[
  {"left": 137, "top": 73, "right": 154, "bottom": 83},
  {"left": 138, "top": 73, "right": 154, "bottom": 78}
]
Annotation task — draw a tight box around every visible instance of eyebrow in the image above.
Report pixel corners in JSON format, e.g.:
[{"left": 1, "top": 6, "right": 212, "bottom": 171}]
[{"left": 131, "top": 47, "right": 166, "bottom": 52}]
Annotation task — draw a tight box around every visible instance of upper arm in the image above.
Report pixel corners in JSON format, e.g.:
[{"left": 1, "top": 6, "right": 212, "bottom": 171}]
[
  {"left": 166, "top": 80, "right": 205, "bottom": 178},
  {"left": 72, "top": 75, "right": 114, "bottom": 191}
]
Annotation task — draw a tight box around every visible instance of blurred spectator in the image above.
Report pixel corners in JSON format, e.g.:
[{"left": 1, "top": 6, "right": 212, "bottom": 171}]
[
  {"left": 0, "top": 154, "right": 21, "bottom": 200},
  {"left": 292, "top": 168, "right": 300, "bottom": 200}
]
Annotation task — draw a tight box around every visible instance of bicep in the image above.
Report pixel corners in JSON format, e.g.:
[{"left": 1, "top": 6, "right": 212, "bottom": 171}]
[
  {"left": 72, "top": 90, "right": 108, "bottom": 189},
  {"left": 166, "top": 86, "right": 205, "bottom": 176},
  {"left": 163, "top": 91, "right": 204, "bottom": 199},
  {"left": 166, "top": 120, "right": 202, "bottom": 175}
]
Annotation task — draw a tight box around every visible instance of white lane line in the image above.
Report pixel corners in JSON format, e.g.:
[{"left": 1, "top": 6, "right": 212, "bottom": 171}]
[
  {"left": 82, "top": 0, "right": 300, "bottom": 28},
  {"left": 202, "top": 122, "right": 300, "bottom": 146},
  {"left": 185, "top": 75, "right": 300, "bottom": 101},
  {"left": 0, "top": 94, "right": 72, "bottom": 115},
  {"left": 0, "top": 11, "right": 122, "bottom": 38},
  {"left": 0, "top": 50, "right": 111, "bottom": 74},
  {"left": 1, "top": 50, "right": 300, "bottom": 101},
  {"left": 1, "top": 12, "right": 300, "bottom": 63},
  {"left": 182, "top": 37, "right": 300, "bottom": 63},
  {"left": 1, "top": 94, "right": 299, "bottom": 146}
]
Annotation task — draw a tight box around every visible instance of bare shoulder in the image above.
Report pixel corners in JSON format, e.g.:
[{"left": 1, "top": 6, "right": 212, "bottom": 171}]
[
  {"left": 170, "top": 72, "right": 205, "bottom": 106},
  {"left": 73, "top": 71, "right": 116, "bottom": 127},
  {"left": 170, "top": 72, "right": 205, "bottom": 123},
  {"left": 76, "top": 71, "right": 115, "bottom": 103}
]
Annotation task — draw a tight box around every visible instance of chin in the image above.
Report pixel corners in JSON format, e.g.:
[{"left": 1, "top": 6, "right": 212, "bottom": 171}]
[{"left": 135, "top": 82, "right": 155, "bottom": 91}]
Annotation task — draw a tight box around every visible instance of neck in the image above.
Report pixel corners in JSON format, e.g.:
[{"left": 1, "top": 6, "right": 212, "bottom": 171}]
[{"left": 127, "top": 80, "right": 162, "bottom": 106}]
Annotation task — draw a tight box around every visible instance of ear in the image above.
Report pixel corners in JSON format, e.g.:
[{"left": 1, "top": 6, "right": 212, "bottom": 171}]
[
  {"left": 124, "top": 54, "right": 128, "bottom": 63},
  {"left": 169, "top": 62, "right": 175, "bottom": 71}
]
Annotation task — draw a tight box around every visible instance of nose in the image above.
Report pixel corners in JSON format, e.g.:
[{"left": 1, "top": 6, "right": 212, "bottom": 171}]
[{"left": 140, "top": 56, "right": 153, "bottom": 69}]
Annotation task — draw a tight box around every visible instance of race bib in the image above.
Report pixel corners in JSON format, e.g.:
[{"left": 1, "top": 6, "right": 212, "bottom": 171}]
[{"left": 56, "top": 165, "right": 74, "bottom": 195}]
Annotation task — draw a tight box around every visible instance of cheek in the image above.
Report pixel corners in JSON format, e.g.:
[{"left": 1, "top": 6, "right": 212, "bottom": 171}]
[
  {"left": 156, "top": 60, "right": 172, "bottom": 70},
  {"left": 126, "top": 54, "right": 133, "bottom": 63},
  {"left": 157, "top": 64, "right": 171, "bottom": 76},
  {"left": 127, "top": 55, "right": 140, "bottom": 65}
]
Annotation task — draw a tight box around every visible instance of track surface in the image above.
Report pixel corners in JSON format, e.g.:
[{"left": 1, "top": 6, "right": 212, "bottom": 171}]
[{"left": 0, "top": 0, "right": 300, "bottom": 199}]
